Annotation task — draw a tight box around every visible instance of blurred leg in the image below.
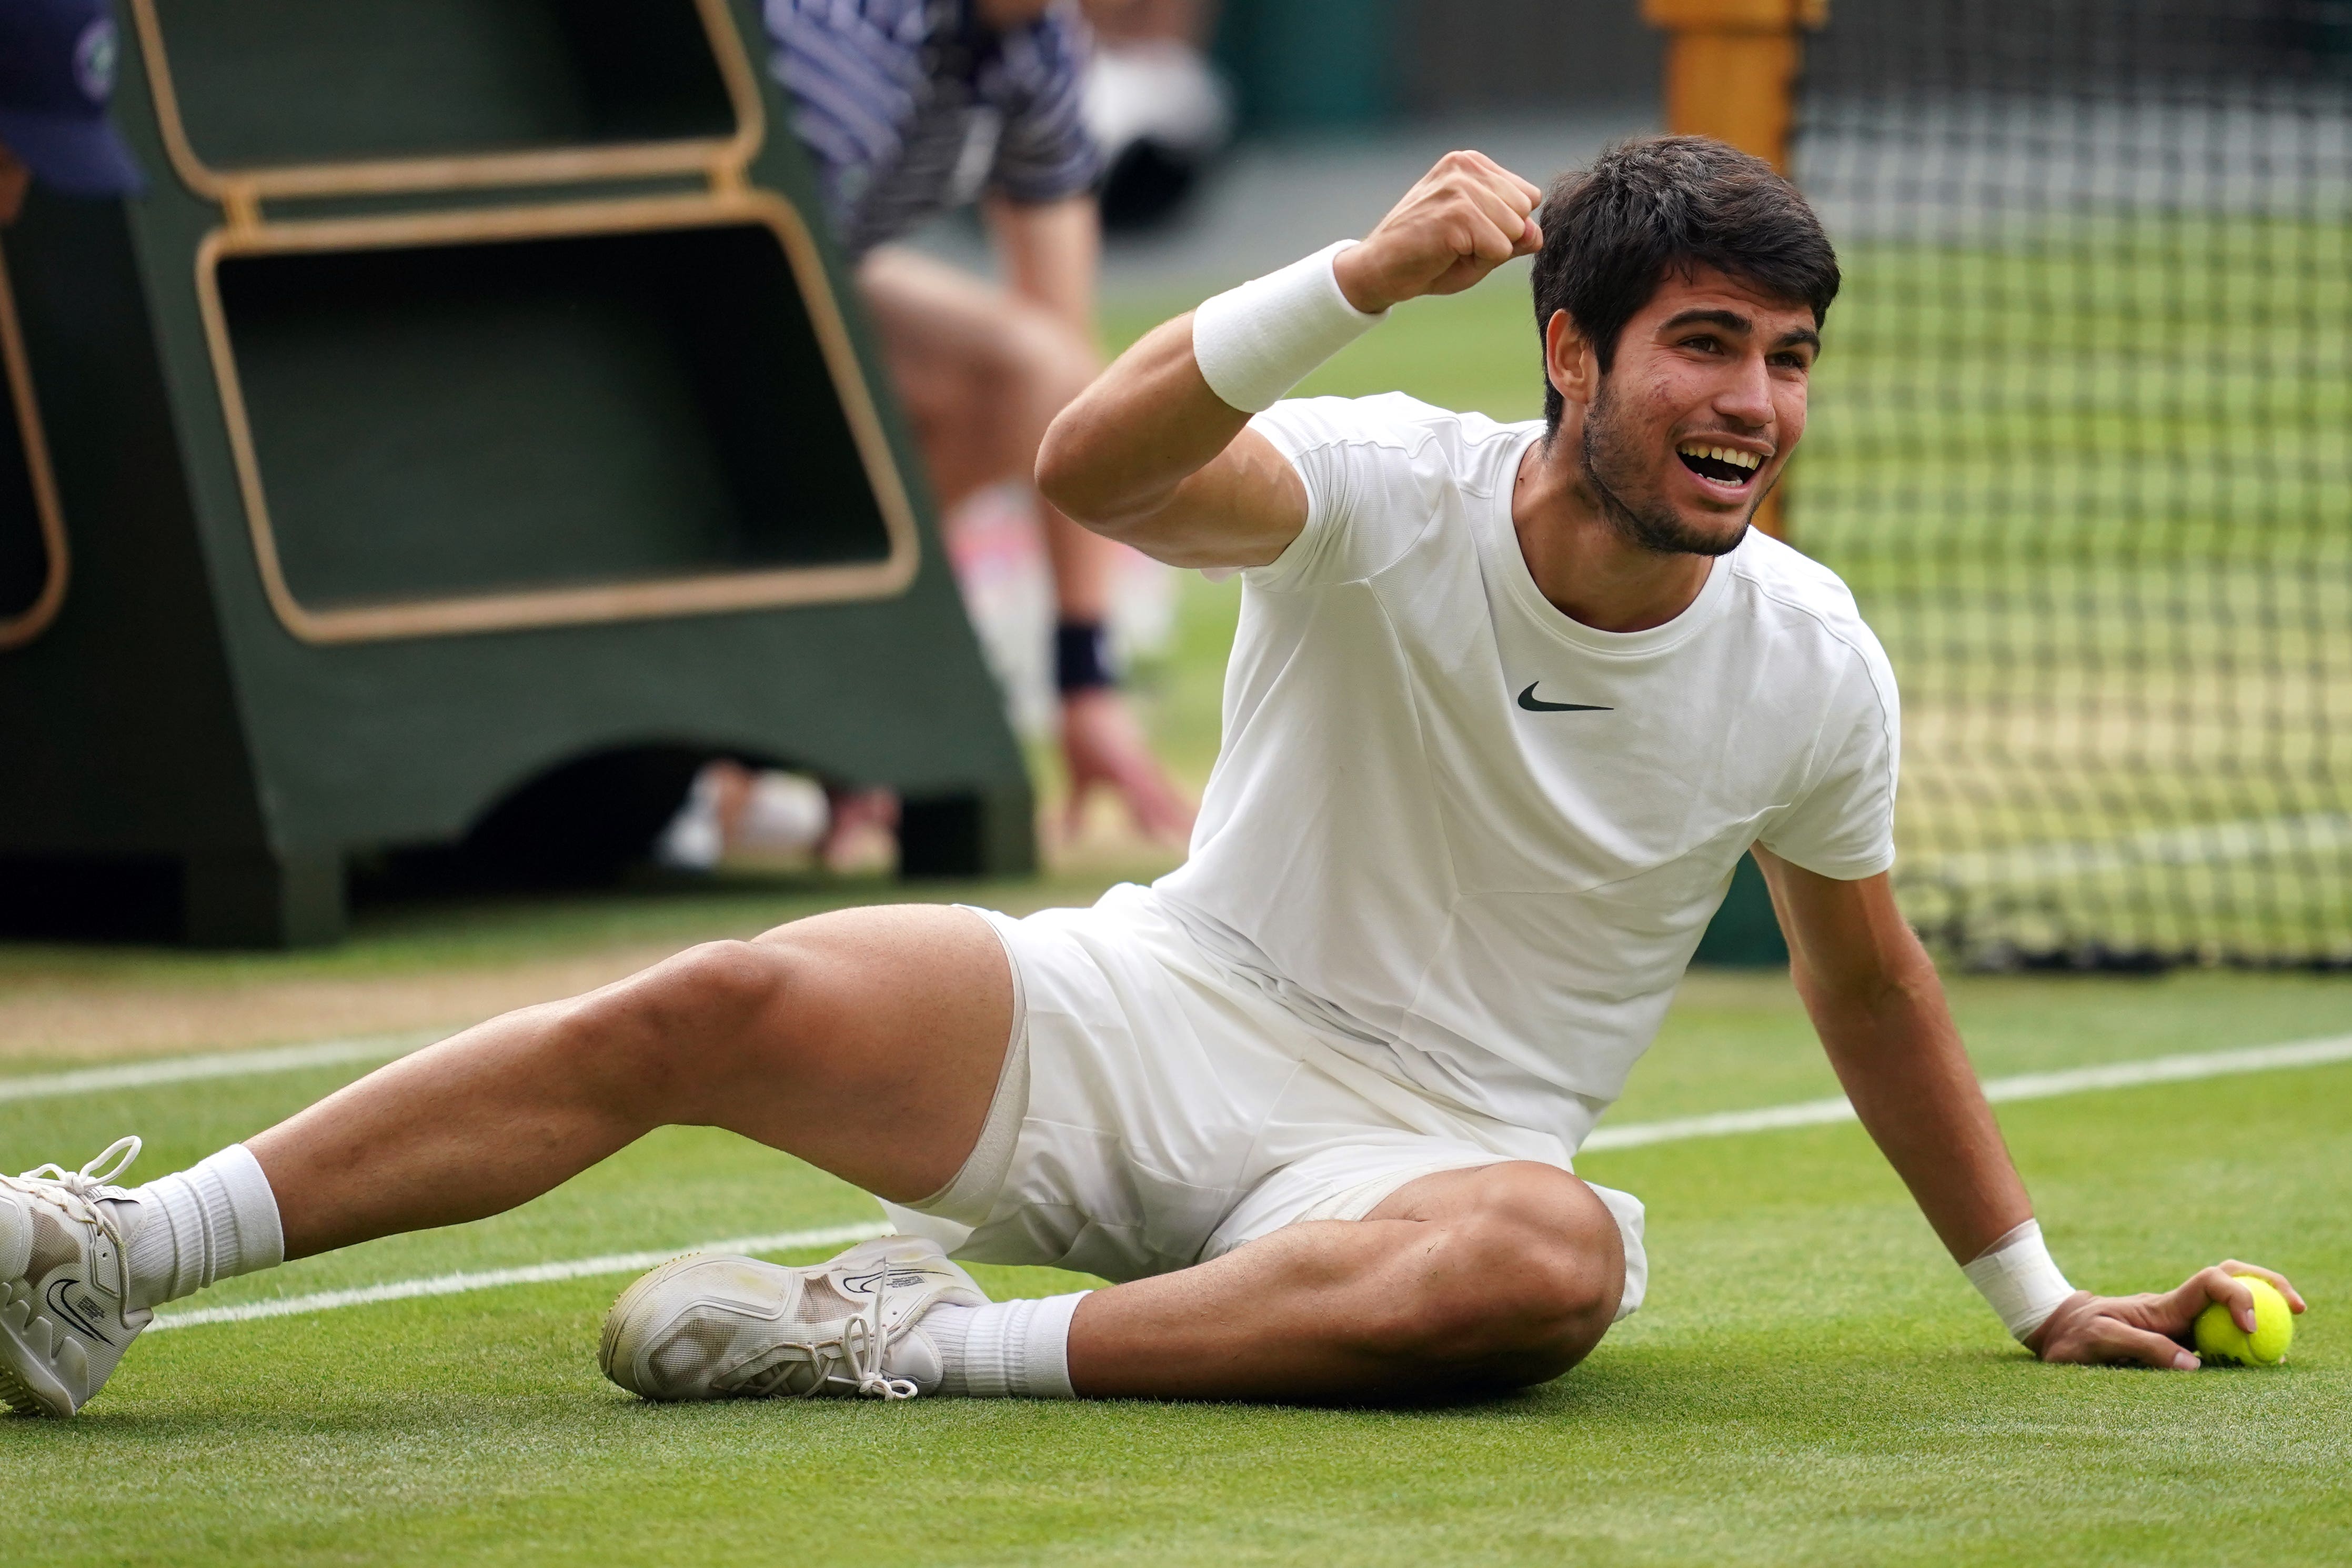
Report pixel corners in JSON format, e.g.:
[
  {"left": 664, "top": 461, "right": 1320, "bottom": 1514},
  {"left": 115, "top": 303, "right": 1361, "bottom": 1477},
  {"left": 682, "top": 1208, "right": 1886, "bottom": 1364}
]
[
  {"left": 857, "top": 247, "right": 1195, "bottom": 841},
  {"left": 857, "top": 246, "right": 1100, "bottom": 515}
]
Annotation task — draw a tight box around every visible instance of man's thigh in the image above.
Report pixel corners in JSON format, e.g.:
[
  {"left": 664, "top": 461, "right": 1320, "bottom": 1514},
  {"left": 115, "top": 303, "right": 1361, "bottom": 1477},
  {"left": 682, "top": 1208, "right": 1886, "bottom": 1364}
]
[{"left": 695, "top": 903, "right": 1016, "bottom": 1204}]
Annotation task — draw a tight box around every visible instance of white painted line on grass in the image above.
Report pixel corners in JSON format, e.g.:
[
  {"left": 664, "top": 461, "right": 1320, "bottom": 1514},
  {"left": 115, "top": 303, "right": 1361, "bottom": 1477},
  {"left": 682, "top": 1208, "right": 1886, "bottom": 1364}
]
[
  {"left": 0, "top": 1031, "right": 441, "bottom": 1104},
  {"left": 1582, "top": 1095, "right": 1860, "bottom": 1150},
  {"left": 1583, "top": 1031, "right": 2352, "bottom": 1152},
  {"left": 135, "top": 1030, "right": 2352, "bottom": 1334},
  {"left": 150, "top": 1221, "right": 891, "bottom": 1332}
]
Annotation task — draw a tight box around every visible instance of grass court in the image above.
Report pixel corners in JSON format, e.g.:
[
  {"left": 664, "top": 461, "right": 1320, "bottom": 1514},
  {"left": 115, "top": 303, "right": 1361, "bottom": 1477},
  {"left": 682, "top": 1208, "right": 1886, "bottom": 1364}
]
[
  {"left": 4, "top": 270, "right": 2346, "bottom": 1565},
  {"left": 5, "top": 938, "right": 2347, "bottom": 1564}
]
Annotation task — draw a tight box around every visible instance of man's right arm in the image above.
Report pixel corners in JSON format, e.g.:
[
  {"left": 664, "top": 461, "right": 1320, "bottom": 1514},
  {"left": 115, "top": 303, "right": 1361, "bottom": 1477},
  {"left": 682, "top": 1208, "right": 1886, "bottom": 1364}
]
[
  {"left": 1037, "top": 150, "right": 1545, "bottom": 572},
  {"left": 1035, "top": 317, "right": 1306, "bottom": 570}
]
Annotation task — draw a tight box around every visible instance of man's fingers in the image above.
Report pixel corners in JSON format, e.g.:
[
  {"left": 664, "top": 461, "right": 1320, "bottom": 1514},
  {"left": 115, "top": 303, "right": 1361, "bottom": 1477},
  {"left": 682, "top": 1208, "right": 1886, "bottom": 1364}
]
[
  {"left": 2218, "top": 1259, "right": 2308, "bottom": 1313},
  {"left": 1480, "top": 170, "right": 1539, "bottom": 219},
  {"left": 1366, "top": 152, "right": 1546, "bottom": 304},
  {"left": 1446, "top": 212, "right": 1520, "bottom": 268},
  {"left": 1466, "top": 174, "right": 1536, "bottom": 227},
  {"left": 1471, "top": 215, "right": 1521, "bottom": 266},
  {"left": 2085, "top": 1316, "right": 2199, "bottom": 1371},
  {"left": 1456, "top": 148, "right": 1543, "bottom": 209},
  {"left": 1459, "top": 185, "right": 1535, "bottom": 264},
  {"left": 2176, "top": 1265, "right": 2260, "bottom": 1335},
  {"left": 1436, "top": 149, "right": 1529, "bottom": 196}
]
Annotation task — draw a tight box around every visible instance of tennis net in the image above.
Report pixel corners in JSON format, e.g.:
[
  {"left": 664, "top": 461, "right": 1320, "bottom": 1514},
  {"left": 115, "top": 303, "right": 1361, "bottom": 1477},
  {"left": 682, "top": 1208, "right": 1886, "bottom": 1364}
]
[{"left": 1792, "top": 0, "right": 2352, "bottom": 968}]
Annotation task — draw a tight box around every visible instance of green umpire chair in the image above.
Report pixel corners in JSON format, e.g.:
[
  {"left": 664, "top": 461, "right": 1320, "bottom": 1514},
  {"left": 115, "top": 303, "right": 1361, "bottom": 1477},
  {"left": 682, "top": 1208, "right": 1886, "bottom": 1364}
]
[{"left": 0, "top": 0, "right": 1036, "bottom": 946}]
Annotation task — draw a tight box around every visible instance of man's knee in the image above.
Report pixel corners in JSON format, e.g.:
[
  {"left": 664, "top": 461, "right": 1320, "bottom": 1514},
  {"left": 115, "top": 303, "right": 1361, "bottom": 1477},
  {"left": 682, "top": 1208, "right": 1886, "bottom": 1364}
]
[
  {"left": 561, "top": 938, "right": 803, "bottom": 1112},
  {"left": 1373, "top": 1167, "right": 1624, "bottom": 1385}
]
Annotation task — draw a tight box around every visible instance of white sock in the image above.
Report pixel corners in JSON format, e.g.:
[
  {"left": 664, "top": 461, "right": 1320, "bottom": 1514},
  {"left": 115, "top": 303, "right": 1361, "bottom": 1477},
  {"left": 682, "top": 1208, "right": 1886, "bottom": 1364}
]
[
  {"left": 111, "top": 1144, "right": 286, "bottom": 1311},
  {"left": 927, "top": 1292, "right": 1088, "bottom": 1399}
]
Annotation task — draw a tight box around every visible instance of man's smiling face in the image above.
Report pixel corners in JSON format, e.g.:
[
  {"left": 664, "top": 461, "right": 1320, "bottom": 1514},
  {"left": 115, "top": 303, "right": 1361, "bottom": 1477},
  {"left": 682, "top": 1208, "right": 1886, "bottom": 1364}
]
[{"left": 1555, "top": 264, "right": 1821, "bottom": 558}]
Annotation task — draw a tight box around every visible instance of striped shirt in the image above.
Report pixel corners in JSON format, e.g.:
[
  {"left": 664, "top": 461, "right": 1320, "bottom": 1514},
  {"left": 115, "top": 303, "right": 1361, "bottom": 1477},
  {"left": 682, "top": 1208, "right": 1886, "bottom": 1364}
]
[{"left": 766, "top": 0, "right": 1101, "bottom": 258}]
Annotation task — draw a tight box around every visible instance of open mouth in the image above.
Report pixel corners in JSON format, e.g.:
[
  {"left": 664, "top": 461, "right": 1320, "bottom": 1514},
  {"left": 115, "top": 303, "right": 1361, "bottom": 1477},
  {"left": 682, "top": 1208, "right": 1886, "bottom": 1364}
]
[{"left": 1676, "top": 441, "right": 1765, "bottom": 487}]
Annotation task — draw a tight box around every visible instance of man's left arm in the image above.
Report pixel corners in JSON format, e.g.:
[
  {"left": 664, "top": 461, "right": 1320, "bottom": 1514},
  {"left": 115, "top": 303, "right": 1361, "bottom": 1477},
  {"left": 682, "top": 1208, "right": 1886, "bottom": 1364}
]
[{"left": 1754, "top": 848, "right": 2308, "bottom": 1367}]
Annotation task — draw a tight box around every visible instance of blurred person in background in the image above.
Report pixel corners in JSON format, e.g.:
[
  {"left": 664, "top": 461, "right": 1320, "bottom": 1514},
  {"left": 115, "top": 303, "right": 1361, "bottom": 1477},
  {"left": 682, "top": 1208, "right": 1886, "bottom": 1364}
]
[
  {"left": 1082, "top": 0, "right": 1232, "bottom": 231},
  {"left": 0, "top": 0, "right": 143, "bottom": 222},
  {"left": 667, "top": 0, "right": 1197, "bottom": 873}
]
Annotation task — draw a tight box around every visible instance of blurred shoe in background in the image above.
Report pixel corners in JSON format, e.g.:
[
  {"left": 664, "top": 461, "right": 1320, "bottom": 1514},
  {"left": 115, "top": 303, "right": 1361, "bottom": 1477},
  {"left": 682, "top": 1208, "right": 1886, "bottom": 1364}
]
[
  {"left": 658, "top": 483, "right": 1181, "bottom": 876},
  {"left": 1085, "top": 37, "right": 1233, "bottom": 231}
]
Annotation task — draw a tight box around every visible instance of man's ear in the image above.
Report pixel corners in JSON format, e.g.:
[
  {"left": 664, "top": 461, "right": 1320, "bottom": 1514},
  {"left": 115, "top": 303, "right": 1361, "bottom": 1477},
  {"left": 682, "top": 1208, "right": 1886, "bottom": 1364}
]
[{"left": 1543, "top": 309, "right": 1598, "bottom": 412}]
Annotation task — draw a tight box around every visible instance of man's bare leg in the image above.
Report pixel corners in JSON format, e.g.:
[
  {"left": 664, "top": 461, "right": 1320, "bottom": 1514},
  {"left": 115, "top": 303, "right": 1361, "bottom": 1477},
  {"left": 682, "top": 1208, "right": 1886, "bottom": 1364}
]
[
  {"left": 1069, "top": 1162, "right": 1627, "bottom": 1401},
  {"left": 17, "top": 902, "right": 1620, "bottom": 1411},
  {"left": 265, "top": 1008, "right": 1623, "bottom": 1402},
  {"left": 262, "top": 904, "right": 1624, "bottom": 1401},
  {"left": 247, "top": 904, "right": 1014, "bottom": 1259}
]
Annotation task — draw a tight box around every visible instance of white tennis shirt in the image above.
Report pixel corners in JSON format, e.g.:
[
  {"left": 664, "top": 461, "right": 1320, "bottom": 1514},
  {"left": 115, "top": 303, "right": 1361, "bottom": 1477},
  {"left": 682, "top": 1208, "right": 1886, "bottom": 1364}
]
[{"left": 1151, "top": 394, "right": 1901, "bottom": 1152}]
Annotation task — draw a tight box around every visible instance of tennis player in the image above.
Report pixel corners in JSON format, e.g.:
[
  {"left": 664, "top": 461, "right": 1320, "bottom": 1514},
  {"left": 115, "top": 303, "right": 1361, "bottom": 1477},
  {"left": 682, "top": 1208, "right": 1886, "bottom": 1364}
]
[{"left": 1, "top": 137, "right": 2301, "bottom": 1417}]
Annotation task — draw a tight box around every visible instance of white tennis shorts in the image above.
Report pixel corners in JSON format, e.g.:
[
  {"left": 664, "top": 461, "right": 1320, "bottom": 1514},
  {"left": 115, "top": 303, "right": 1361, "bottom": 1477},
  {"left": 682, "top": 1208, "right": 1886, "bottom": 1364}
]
[{"left": 881, "top": 883, "right": 1647, "bottom": 1319}]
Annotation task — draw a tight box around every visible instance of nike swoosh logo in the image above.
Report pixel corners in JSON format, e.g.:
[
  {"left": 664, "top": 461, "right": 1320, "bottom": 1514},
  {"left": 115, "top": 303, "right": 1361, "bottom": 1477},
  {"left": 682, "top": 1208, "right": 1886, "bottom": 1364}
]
[
  {"left": 838, "top": 1268, "right": 934, "bottom": 1296},
  {"left": 45, "top": 1277, "right": 113, "bottom": 1344},
  {"left": 1517, "top": 683, "right": 1612, "bottom": 713}
]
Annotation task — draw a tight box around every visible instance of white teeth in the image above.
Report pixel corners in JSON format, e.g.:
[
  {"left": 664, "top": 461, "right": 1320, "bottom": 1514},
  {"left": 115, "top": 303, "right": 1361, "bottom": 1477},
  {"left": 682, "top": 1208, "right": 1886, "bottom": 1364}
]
[{"left": 1678, "top": 443, "right": 1763, "bottom": 471}]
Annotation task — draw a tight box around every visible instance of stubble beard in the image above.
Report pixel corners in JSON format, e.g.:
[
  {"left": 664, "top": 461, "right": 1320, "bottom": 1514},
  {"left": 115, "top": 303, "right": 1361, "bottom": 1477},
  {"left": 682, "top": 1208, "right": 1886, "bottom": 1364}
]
[{"left": 1579, "top": 383, "right": 1754, "bottom": 559}]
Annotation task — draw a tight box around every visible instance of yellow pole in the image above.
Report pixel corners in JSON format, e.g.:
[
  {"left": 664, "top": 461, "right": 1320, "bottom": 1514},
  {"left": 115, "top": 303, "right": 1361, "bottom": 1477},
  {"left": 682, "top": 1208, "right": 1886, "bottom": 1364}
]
[{"left": 1641, "top": 0, "right": 1825, "bottom": 538}]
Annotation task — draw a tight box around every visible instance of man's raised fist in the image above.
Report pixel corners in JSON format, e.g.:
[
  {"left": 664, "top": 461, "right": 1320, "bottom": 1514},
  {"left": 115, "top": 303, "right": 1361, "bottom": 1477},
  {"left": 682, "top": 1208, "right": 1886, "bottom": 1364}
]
[{"left": 1333, "top": 150, "right": 1545, "bottom": 315}]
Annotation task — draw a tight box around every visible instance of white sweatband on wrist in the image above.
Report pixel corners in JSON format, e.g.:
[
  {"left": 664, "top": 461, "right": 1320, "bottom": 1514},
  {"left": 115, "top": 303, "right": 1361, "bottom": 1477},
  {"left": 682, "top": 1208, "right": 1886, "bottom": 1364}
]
[
  {"left": 1962, "top": 1219, "right": 2076, "bottom": 1343},
  {"left": 1190, "top": 239, "right": 1388, "bottom": 413}
]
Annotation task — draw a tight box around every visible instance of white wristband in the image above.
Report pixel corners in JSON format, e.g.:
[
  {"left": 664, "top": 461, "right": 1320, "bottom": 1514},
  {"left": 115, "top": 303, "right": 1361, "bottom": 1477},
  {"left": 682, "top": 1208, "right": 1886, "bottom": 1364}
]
[
  {"left": 1191, "top": 239, "right": 1388, "bottom": 413},
  {"left": 1962, "top": 1219, "right": 2077, "bottom": 1343}
]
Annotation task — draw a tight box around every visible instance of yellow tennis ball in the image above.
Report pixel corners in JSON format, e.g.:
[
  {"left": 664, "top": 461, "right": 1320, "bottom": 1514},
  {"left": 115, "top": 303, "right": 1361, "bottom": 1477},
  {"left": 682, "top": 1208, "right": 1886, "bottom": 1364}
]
[{"left": 2193, "top": 1275, "right": 2293, "bottom": 1366}]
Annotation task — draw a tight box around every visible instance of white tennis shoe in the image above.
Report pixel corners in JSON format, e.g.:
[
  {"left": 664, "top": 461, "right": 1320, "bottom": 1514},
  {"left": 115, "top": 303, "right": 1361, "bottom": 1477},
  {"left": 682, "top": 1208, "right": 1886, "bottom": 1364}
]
[
  {"left": 0, "top": 1136, "right": 152, "bottom": 1417},
  {"left": 600, "top": 1234, "right": 985, "bottom": 1403}
]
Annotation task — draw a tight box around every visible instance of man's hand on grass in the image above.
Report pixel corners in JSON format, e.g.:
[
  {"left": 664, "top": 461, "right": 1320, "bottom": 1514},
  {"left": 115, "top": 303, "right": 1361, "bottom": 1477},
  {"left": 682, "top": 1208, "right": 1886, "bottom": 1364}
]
[{"left": 2026, "top": 1261, "right": 2307, "bottom": 1369}]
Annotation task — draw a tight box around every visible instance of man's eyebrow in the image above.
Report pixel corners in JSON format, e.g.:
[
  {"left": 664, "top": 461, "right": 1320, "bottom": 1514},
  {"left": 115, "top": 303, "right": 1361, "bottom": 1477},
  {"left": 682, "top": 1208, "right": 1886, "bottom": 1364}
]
[
  {"left": 1661, "top": 307, "right": 1822, "bottom": 354},
  {"left": 1661, "top": 307, "right": 1752, "bottom": 336}
]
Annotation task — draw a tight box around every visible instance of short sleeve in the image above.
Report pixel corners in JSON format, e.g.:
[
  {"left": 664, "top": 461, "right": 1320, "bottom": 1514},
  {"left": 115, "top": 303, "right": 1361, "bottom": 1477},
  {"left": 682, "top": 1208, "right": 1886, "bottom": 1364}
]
[
  {"left": 985, "top": 8, "right": 1102, "bottom": 205},
  {"left": 1757, "top": 638, "right": 1902, "bottom": 880},
  {"left": 1242, "top": 395, "right": 1450, "bottom": 592}
]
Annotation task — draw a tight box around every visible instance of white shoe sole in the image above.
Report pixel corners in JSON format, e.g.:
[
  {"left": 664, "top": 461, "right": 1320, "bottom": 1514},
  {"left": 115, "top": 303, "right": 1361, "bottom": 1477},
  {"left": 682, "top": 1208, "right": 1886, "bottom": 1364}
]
[
  {"left": 0, "top": 1281, "right": 77, "bottom": 1417},
  {"left": 599, "top": 1251, "right": 725, "bottom": 1399}
]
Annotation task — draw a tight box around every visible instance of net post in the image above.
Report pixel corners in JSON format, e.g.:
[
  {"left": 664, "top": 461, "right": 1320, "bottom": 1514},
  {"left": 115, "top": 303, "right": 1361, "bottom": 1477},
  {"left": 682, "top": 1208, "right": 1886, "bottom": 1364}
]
[{"left": 1640, "top": 0, "right": 1825, "bottom": 541}]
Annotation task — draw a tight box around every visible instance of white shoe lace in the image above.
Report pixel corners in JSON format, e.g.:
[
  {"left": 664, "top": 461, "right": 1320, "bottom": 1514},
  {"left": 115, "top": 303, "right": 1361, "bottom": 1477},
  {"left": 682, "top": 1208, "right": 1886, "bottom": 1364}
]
[
  {"left": 3, "top": 1136, "right": 141, "bottom": 1283},
  {"left": 717, "top": 1281, "right": 921, "bottom": 1402},
  {"left": 16, "top": 1135, "right": 142, "bottom": 1197}
]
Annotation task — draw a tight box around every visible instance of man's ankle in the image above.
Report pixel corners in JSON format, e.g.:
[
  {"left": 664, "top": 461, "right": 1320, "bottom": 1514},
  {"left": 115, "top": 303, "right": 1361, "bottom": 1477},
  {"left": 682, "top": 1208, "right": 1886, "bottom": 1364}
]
[
  {"left": 114, "top": 1144, "right": 285, "bottom": 1311},
  {"left": 929, "top": 1292, "right": 1088, "bottom": 1398}
]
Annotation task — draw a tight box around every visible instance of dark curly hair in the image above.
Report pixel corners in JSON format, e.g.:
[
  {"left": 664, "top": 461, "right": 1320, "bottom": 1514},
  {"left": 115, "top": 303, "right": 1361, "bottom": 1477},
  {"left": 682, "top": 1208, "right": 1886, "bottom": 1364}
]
[{"left": 1531, "top": 136, "right": 1841, "bottom": 432}]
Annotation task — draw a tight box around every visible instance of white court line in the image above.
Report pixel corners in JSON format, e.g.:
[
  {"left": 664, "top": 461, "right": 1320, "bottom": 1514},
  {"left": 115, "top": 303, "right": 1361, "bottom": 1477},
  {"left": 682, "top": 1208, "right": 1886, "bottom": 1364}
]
[
  {"left": 1581, "top": 1032, "right": 2352, "bottom": 1151},
  {"left": 139, "top": 1030, "right": 2352, "bottom": 1332},
  {"left": 152, "top": 1222, "right": 890, "bottom": 1331},
  {"left": 0, "top": 1031, "right": 439, "bottom": 1104}
]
